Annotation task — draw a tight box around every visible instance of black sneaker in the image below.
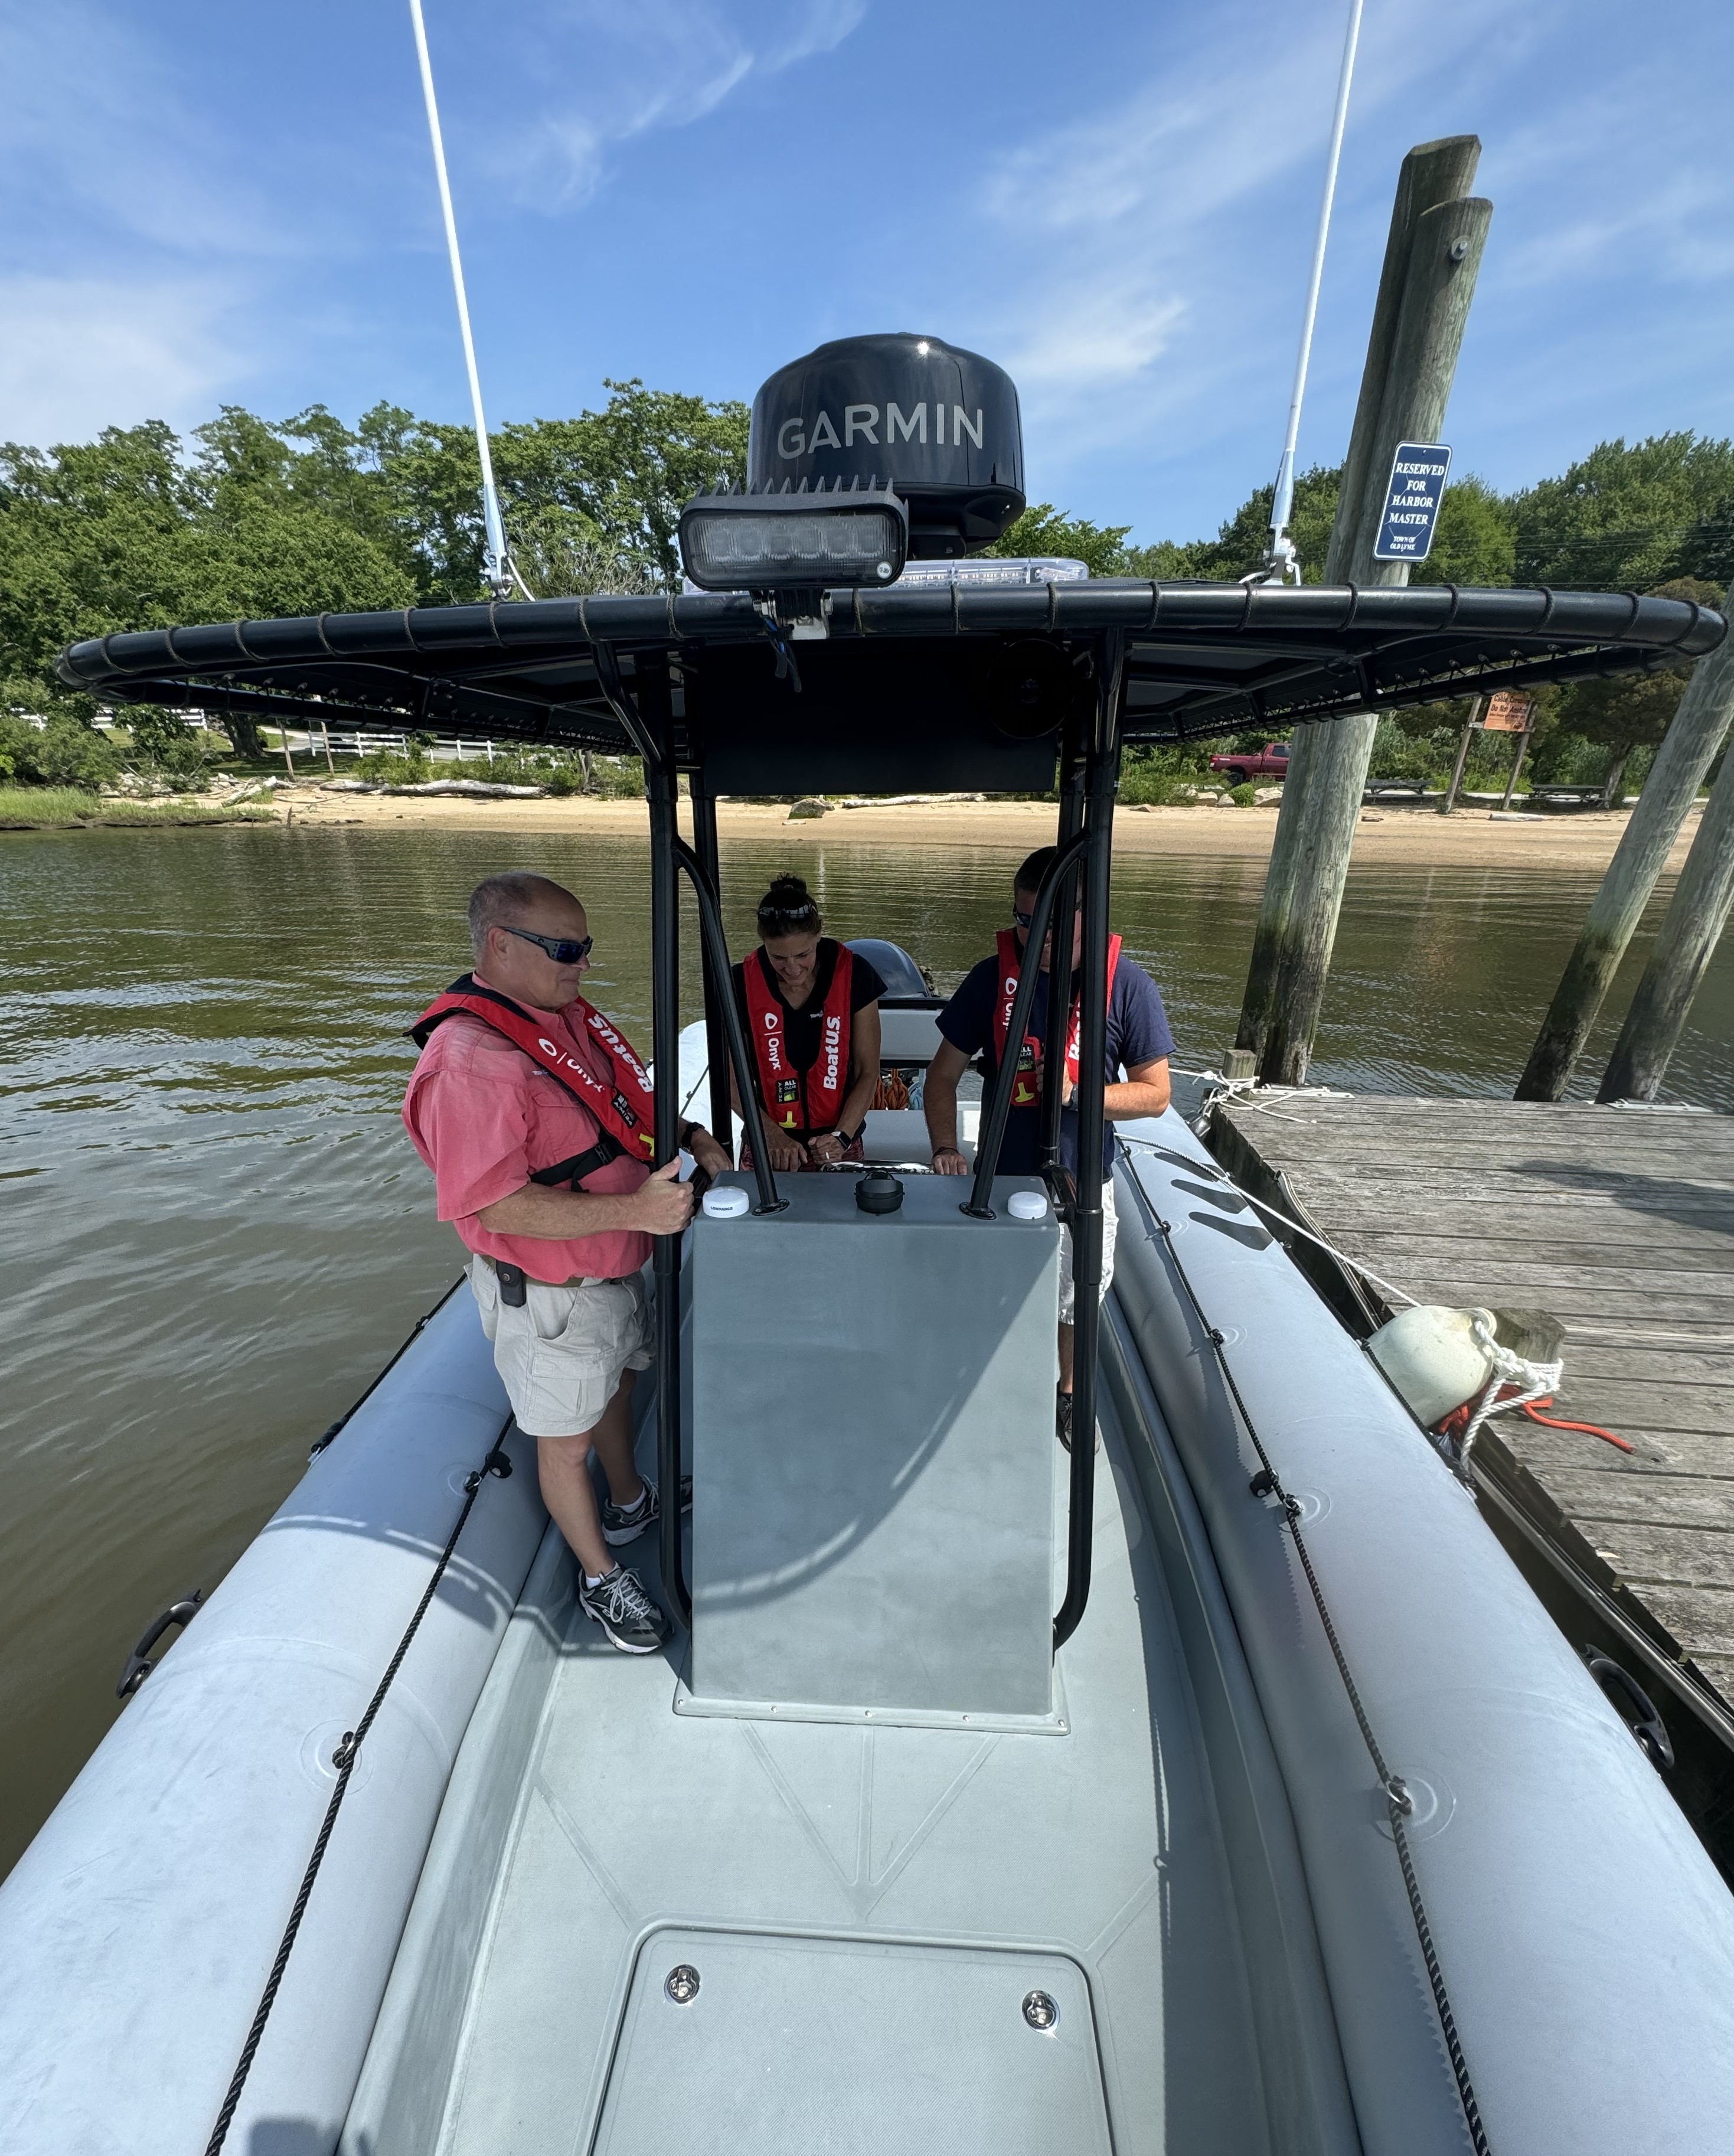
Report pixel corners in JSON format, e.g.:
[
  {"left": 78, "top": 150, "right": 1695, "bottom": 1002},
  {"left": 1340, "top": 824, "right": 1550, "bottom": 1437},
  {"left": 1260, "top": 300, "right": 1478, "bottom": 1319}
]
[
  {"left": 577, "top": 1565, "right": 670, "bottom": 1653},
  {"left": 600, "top": 1473, "right": 693, "bottom": 1548},
  {"left": 1056, "top": 1391, "right": 1101, "bottom": 1454}
]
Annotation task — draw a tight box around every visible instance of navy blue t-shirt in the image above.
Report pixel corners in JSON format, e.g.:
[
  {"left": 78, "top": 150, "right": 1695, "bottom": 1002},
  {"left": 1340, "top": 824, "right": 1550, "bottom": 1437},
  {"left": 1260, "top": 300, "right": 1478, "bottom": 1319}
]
[{"left": 936, "top": 949, "right": 1175, "bottom": 1179}]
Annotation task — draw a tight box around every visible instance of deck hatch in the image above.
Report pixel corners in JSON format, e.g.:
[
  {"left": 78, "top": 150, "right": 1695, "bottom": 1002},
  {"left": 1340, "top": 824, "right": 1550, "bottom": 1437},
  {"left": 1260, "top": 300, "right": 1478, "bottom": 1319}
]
[{"left": 593, "top": 1929, "right": 1111, "bottom": 2155}]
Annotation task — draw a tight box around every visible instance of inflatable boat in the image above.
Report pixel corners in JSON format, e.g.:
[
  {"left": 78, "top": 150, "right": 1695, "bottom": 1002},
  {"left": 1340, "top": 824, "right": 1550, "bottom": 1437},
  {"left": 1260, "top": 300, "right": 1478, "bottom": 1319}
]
[{"left": 6, "top": 335, "right": 1734, "bottom": 2155}]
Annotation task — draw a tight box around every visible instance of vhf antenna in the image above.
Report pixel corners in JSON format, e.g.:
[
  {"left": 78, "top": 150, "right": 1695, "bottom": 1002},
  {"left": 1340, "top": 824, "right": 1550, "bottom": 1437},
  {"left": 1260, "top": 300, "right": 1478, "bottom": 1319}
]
[
  {"left": 1257, "top": 0, "right": 1364, "bottom": 586},
  {"left": 408, "top": 0, "right": 531, "bottom": 601}
]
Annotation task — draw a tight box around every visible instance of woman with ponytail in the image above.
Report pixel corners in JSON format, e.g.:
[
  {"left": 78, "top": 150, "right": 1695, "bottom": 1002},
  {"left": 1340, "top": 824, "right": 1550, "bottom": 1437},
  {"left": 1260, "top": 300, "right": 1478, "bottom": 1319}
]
[{"left": 729, "top": 874, "right": 884, "bottom": 1172}]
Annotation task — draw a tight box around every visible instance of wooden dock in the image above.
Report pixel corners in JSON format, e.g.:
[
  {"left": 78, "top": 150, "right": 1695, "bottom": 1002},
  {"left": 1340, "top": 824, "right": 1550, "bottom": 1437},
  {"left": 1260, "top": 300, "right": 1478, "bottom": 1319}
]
[{"left": 1208, "top": 1091, "right": 1734, "bottom": 1855}]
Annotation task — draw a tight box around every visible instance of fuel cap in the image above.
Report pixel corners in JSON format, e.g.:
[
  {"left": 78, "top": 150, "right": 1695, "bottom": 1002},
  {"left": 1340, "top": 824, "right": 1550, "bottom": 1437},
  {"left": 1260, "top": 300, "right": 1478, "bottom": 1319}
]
[{"left": 855, "top": 1167, "right": 904, "bottom": 1215}]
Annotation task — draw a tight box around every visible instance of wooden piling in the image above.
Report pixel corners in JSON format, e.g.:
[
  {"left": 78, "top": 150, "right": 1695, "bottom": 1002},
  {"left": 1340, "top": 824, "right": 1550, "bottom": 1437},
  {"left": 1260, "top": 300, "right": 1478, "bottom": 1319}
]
[
  {"left": 1516, "top": 622, "right": 1734, "bottom": 1100},
  {"left": 1237, "top": 138, "right": 1489, "bottom": 1082},
  {"left": 1597, "top": 739, "right": 1734, "bottom": 1101},
  {"left": 1440, "top": 696, "right": 1484, "bottom": 814}
]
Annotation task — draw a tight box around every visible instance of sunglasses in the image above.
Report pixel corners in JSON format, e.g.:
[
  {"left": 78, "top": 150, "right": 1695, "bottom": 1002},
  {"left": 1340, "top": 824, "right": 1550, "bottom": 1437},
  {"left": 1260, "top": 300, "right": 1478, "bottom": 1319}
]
[
  {"left": 501, "top": 924, "right": 593, "bottom": 965},
  {"left": 1013, "top": 905, "right": 1082, "bottom": 931}
]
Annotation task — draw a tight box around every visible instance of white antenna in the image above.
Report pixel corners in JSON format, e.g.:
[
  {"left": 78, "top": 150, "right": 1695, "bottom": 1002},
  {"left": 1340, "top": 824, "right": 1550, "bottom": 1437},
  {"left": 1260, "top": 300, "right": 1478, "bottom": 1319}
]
[
  {"left": 1260, "top": 0, "right": 1364, "bottom": 585},
  {"left": 407, "top": 0, "right": 530, "bottom": 599}
]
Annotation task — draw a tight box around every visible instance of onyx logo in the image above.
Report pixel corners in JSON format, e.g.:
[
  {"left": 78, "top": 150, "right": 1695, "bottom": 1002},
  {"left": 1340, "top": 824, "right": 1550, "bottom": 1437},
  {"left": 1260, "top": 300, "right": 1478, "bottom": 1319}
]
[{"left": 776, "top": 402, "right": 985, "bottom": 458}]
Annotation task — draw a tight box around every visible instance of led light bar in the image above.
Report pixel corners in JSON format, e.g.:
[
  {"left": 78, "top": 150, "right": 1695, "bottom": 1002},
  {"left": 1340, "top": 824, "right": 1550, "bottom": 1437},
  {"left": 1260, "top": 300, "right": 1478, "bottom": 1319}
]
[{"left": 678, "top": 480, "right": 909, "bottom": 593}]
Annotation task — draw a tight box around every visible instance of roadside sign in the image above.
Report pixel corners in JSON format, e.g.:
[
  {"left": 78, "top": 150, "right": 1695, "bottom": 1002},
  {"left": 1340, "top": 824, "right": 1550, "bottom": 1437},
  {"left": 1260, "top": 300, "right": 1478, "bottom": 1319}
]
[
  {"left": 1482, "top": 691, "right": 1535, "bottom": 733},
  {"left": 1373, "top": 442, "right": 1452, "bottom": 562}
]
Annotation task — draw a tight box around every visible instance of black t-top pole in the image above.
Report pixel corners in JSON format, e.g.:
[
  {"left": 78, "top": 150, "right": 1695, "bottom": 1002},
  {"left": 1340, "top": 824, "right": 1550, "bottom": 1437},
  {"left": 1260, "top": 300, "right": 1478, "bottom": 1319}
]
[
  {"left": 1041, "top": 723, "right": 1088, "bottom": 1191},
  {"left": 640, "top": 658, "right": 692, "bottom": 1632},
  {"left": 1054, "top": 632, "right": 1124, "bottom": 1652},
  {"left": 687, "top": 768, "right": 736, "bottom": 1157}
]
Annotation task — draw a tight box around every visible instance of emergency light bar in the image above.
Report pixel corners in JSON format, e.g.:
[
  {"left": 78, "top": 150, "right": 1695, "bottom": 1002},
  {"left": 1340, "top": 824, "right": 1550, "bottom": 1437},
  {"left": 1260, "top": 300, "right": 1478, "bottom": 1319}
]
[{"left": 678, "top": 480, "right": 908, "bottom": 593}]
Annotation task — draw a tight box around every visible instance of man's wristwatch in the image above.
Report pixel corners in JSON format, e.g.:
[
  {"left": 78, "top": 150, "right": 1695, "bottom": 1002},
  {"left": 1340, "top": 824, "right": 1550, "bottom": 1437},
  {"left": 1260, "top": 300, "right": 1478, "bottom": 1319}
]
[{"left": 678, "top": 1120, "right": 703, "bottom": 1152}]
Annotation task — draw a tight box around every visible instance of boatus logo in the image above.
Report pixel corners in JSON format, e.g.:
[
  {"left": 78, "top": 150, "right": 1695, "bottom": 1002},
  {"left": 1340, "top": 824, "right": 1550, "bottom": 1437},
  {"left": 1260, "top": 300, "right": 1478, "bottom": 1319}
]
[{"left": 821, "top": 1013, "right": 843, "bottom": 1092}]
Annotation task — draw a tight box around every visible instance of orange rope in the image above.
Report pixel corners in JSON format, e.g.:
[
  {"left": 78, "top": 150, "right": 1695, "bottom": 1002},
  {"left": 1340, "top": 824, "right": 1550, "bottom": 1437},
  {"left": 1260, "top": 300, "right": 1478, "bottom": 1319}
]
[
  {"left": 1436, "top": 1386, "right": 1634, "bottom": 1454},
  {"left": 1519, "top": 1397, "right": 1633, "bottom": 1453}
]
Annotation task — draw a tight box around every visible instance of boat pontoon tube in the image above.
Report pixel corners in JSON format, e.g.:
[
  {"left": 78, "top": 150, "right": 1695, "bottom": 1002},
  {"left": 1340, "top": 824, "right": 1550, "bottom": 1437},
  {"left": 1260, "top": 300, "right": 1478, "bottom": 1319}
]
[
  {"left": 1111, "top": 1112, "right": 1734, "bottom": 2156},
  {"left": 0, "top": 1293, "right": 546, "bottom": 2156}
]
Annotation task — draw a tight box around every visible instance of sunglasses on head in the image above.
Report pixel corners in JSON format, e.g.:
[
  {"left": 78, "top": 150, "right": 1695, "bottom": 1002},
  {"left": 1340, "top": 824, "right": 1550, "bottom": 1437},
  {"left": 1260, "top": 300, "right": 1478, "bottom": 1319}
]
[{"left": 501, "top": 924, "right": 593, "bottom": 964}]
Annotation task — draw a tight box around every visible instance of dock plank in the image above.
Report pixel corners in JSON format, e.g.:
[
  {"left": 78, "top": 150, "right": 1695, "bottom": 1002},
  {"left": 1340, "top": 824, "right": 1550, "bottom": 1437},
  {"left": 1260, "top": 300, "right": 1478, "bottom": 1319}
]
[{"left": 1213, "top": 1092, "right": 1734, "bottom": 1713}]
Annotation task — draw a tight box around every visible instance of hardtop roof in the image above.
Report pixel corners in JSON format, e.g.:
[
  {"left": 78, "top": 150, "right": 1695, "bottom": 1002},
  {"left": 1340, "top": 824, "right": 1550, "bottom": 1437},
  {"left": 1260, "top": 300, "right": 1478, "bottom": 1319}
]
[{"left": 58, "top": 578, "right": 1723, "bottom": 794}]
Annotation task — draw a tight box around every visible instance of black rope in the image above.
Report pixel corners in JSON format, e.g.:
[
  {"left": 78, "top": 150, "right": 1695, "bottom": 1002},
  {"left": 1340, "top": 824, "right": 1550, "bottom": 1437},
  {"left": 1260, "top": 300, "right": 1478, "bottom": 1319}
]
[
  {"left": 1124, "top": 1160, "right": 1493, "bottom": 2156},
  {"left": 204, "top": 1432, "right": 514, "bottom": 2156}
]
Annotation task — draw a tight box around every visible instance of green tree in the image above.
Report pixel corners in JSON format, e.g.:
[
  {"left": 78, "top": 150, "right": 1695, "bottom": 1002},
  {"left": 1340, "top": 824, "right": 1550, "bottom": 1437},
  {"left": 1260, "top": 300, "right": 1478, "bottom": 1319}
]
[
  {"left": 494, "top": 380, "right": 750, "bottom": 593},
  {"left": 1511, "top": 433, "right": 1734, "bottom": 588},
  {"left": 1169, "top": 464, "right": 1343, "bottom": 583},
  {"left": 0, "top": 679, "right": 120, "bottom": 789},
  {"left": 0, "top": 417, "right": 414, "bottom": 755},
  {"left": 1552, "top": 576, "right": 1723, "bottom": 804},
  {"left": 1412, "top": 475, "right": 1516, "bottom": 587},
  {"left": 985, "top": 503, "right": 1132, "bottom": 576}
]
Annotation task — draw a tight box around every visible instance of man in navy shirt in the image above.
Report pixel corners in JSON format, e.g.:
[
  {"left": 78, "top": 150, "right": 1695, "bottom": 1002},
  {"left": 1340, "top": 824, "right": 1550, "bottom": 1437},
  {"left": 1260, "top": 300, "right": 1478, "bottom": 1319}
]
[{"left": 925, "top": 847, "right": 1174, "bottom": 1449}]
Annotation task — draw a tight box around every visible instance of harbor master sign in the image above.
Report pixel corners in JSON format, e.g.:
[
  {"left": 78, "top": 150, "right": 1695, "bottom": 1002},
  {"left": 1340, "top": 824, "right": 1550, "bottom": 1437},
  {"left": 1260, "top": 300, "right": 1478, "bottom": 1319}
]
[{"left": 1373, "top": 442, "right": 1452, "bottom": 562}]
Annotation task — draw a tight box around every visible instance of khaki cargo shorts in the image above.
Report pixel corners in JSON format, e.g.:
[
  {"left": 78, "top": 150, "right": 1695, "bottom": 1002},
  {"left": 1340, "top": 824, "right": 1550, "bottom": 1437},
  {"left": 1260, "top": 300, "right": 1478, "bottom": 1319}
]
[
  {"left": 468, "top": 1258, "right": 654, "bottom": 1439},
  {"left": 1058, "top": 1179, "right": 1118, "bottom": 1325}
]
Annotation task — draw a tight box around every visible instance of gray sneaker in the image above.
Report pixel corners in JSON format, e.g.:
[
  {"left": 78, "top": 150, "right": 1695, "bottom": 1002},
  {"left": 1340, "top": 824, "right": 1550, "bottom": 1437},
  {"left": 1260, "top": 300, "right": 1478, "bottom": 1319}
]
[
  {"left": 577, "top": 1565, "right": 671, "bottom": 1653},
  {"left": 600, "top": 1473, "right": 693, "bottom": 1548}
]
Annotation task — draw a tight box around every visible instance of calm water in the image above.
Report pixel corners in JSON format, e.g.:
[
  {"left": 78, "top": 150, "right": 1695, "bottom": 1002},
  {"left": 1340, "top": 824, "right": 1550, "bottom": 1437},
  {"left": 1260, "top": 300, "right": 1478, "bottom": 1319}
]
[{"left": 2, "top": 820, "right": 1729, "bottom": 1873}]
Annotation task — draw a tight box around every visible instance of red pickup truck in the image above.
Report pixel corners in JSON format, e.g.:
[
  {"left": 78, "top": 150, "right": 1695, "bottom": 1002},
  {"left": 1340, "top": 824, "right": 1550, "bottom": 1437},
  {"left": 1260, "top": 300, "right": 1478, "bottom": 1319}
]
[{"left": 1209, "top": 741, "right": 1289, "bottom": 785}]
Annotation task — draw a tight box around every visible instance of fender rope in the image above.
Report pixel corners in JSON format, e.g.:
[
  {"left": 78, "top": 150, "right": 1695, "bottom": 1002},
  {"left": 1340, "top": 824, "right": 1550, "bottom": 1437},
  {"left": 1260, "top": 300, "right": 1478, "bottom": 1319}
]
[
  {"left": 1455, "top": 1313, "right": 1563, "bottom": 1480},
  {"left": 1123, "top": 1157, "right": 1493, "bottom": 2156},
  {"left": 204, "top": 1430, "right": 514, "bottom": 2156}
]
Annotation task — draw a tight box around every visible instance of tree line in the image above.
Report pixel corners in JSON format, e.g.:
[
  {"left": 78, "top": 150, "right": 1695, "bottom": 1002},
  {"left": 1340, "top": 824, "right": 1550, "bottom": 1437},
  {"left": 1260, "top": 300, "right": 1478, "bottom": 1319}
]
[
  {"left": 2, "top": 386, "right": 1728, "bottom": 796},
  {"left": 987, "top": 435, "right": 1734, "bottom": 800}
]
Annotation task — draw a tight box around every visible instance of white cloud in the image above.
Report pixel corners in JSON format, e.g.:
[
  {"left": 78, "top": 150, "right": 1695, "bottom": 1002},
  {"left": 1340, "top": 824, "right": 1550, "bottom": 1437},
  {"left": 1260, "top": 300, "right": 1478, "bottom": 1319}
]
[
  {"left": 0, "top": 5, "right": 292, "bottom": 262},
  {"left": 475, "top": 0, "right": 868, "bottom": 207},
  {"left": 1004, "top": 286, "right": 1187, "bottom": 393},
  {"left": 958, "top": 0, "right": 1538, "bottom": 493},
  {"left": 0, "top": 277, "right": 246, "bottom": 446}
]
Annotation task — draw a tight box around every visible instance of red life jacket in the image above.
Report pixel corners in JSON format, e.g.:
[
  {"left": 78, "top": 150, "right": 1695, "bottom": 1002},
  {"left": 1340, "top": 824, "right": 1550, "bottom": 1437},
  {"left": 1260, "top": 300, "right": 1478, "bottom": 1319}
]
[
  {"left": 408, "top": 975, "right": 658, "bottom": 1183},
  {"left": 742, "top": 941, "right": 855, "bottom": 1134},
  {"left": 991, "top": 928, "right": 1122, "bottom": 1110}
]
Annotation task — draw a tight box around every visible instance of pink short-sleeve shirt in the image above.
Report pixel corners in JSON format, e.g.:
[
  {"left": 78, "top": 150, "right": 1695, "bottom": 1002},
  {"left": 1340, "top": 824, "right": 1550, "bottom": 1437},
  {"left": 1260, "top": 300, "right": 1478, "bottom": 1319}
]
[{"left": 402, "top": 990, "right": 652, "bottom": 1282}]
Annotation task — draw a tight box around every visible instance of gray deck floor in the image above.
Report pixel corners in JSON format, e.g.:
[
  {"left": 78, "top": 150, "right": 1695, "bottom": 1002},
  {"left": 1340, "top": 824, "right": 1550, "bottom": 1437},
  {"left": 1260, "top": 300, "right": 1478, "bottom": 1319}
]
[
  {"left": 1214, "top": 1092, "right": 1734, "bottom": 1702},
  {"left": 426, "top": 1407, "right": 1266, "bottom": 2156}
]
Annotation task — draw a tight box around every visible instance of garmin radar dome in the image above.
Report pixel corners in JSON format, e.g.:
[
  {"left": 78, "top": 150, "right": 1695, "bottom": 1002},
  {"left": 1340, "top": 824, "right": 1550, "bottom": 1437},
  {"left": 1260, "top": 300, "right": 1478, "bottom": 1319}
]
[
  {"left": 677, "top": 333, "right": 1026, "bottom": 602},
  {"left": 752, "top": 334, "right": 1024, "bottom": 557}
]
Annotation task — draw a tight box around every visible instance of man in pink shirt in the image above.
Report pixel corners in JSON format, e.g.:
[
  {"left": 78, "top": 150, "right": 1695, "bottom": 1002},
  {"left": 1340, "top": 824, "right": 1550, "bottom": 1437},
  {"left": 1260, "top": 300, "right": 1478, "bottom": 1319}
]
[{"left": 404, "top": 872, "right": 732, "bottom": 1652}]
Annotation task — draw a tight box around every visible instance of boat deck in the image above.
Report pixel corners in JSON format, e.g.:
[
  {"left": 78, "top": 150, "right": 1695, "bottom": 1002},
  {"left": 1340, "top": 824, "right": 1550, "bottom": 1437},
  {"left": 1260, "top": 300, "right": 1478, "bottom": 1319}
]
[
  {"left": 1211, "top": 1091, "right": 1734, "bottom": 1707},
  {"left": 349, "top": 1394, "right": 1268, "bottom": 2156}
]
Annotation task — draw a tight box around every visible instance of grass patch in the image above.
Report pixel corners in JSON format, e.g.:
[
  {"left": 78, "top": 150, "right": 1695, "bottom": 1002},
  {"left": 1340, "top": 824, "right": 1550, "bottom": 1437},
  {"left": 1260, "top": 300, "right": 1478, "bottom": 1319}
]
[{"left": 0, "top": 787, "right": 276, "bottom": 830}]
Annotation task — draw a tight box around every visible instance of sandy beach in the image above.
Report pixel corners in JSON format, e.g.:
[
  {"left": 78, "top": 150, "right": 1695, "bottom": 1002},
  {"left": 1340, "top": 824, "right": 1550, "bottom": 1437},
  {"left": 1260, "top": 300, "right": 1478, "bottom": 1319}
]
[{"left": 272, "top": 786, "right": 1704, "bottom": 873}]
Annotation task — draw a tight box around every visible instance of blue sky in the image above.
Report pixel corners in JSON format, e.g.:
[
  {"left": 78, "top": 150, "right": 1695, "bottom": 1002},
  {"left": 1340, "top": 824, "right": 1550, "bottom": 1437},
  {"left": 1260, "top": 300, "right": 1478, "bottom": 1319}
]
[{"left": 4, "top": 1, "right": 1733, "bottom": 547}]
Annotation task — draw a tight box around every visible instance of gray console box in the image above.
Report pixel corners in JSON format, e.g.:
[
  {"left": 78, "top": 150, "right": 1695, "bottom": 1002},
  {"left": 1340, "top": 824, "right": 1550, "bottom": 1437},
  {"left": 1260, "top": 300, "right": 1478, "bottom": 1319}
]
[{"left": 688, "top": 1172, "right": 1060, "bottom": 1722}]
